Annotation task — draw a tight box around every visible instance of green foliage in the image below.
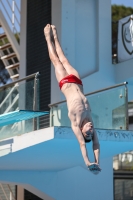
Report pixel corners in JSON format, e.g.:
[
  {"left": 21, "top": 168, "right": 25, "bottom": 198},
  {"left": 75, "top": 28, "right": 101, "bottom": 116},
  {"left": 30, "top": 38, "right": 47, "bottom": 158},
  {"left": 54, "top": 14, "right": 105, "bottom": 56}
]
[
  {"left": 14, "top": 33, "right": 20, "bottom": 44},
  {"left": 0, "top": 38, "right": 9, "bottom": 46},
  {"left": 0, "top": 33, "right": 20, "bottom": 46},
  {"left": 112, "top": 5, "right": 133, "bottom": 21}
]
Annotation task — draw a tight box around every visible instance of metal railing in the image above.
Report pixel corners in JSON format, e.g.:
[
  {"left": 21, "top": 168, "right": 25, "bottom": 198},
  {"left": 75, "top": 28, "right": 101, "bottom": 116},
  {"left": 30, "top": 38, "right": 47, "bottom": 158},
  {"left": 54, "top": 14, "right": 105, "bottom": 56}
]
[
  {"left": 49, "top": 82, "right": 129, "bottom": 130},
  {"left": 0, "top": 72, "right": 40, "bottom": 112},
  {"left": 0, "top": 0, "right": 20, "bottom": 43},
  {"left": 0, "top": 76, "right": 129, "bottom": 133},
  {"left": 49, "top": 82, "right": 128, "bottom": 106},
  {"left": 0, "top": 72, "right": 39, "bottom": 91},
  {"left": 0, "top": 72, "right": 47, "bottom": 139}
]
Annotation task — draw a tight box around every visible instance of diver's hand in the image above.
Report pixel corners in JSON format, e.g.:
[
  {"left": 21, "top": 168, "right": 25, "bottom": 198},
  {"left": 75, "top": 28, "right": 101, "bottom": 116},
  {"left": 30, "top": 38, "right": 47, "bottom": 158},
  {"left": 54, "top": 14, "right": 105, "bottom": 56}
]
[{"left": 87, "top": 163, "right": 101, "bottom": 175}]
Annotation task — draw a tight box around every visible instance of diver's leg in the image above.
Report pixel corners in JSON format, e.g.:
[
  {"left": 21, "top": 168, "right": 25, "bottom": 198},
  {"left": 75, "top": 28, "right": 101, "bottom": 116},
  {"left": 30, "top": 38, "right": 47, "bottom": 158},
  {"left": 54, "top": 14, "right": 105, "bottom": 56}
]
[
  {"left": 51, "top": 25, "right": 80, "bottom": 79},
  {"left": 44, "top": 24, "right": 68, "bottom": 82}
]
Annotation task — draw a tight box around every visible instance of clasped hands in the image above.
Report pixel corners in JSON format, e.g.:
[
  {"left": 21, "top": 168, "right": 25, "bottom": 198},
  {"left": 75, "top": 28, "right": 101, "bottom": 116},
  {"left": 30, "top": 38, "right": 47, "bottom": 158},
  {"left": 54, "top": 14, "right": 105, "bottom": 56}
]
[{"left": 88, "top": 163, "right": 101, "bottom": 175}]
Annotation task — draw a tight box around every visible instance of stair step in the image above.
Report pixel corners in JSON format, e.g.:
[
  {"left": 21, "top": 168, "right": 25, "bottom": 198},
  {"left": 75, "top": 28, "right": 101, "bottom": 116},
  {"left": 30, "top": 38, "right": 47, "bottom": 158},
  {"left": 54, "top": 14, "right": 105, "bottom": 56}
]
[
  {"left": 11, "top": 74, "right": 19, "bottom": 79},
  {"left": 1, "top": 53, "right": 16, "bottom": 60},
  {"left": 0, "top": 43, "right": 11, "bottom": 50},
  {"left": 6, "top": 63, "right": 19, "bottom": 70},
  {"left": 0, "top": 33, "right": 6, "bottom": 39}
]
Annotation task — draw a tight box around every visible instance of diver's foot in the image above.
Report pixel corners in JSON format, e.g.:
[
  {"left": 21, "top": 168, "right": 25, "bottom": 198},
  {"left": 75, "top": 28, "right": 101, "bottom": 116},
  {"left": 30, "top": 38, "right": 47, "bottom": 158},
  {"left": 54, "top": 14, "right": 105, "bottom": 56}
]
[
  {"left": 44, "top": 24, "right": 51, "bottom": 40},
  {"left": 51, "top": 25, "right": 58, "bottom": 39}
]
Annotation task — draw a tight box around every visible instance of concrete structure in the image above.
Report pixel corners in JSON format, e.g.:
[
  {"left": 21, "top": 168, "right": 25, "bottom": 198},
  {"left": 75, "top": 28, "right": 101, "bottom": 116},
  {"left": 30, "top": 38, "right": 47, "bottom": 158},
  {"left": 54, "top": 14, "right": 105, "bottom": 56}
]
[
  {"left": 0, "top": 127, "right": 133, "bottom": 200},
  {"left": 51, "top": 0, "right": 133, "bottom": 103},
  {"left": 0, "top": 0, "right": 133, "bottom": 199}
]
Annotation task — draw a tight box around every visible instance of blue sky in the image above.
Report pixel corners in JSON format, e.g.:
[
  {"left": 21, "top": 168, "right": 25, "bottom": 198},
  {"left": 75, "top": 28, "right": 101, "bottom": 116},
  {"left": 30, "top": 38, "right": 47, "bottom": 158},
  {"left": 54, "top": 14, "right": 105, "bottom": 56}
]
[
  {"left": 1, "top": 0, "right": 20, "bottom": 32},
  {"left": 111, "top": 0, "right": 133, "bottom": 7}
]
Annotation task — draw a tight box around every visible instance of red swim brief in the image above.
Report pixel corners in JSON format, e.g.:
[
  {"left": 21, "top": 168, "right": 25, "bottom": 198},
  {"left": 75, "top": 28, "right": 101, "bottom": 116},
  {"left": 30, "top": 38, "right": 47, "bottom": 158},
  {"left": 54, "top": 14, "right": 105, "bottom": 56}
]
[{"left": 59, "top": 74, "right": 83, "bottom": 90}]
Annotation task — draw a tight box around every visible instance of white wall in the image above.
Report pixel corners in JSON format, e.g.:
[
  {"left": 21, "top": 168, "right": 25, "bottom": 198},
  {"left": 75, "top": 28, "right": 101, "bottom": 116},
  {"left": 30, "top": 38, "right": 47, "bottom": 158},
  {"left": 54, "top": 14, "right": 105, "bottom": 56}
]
[
  {"left": 51, "top": 0, "right": 115, "bottom": 103},
  {"left": 0, "top": 157, "right": 113, "bottom": 200},
  {"left": 17, "top": 186, "right": 24, "bottom": 200},
  {"left": 0, "top": 127, "right": 133, "bottom": 199},
  {"left": 51, "top": 0, "right": 133, "bottom": 104}
]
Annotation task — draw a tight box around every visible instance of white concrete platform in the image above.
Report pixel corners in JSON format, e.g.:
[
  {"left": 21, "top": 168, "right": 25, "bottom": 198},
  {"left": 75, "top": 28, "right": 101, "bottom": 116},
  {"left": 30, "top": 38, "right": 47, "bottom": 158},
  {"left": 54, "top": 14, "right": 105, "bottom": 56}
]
[
  {"left": 0, "top": 127, "right": 132, "bottom": 200},
  {"left": 0, "top": 127, "right": 132, "bottom": 170}
]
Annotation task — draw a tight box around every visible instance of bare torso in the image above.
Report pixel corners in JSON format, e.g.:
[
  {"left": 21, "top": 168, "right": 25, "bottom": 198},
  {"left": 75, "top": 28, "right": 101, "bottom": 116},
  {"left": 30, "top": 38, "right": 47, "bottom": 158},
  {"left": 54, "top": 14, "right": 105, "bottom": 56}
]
[{"left": 61, "top": 83, "right": 92, "bottom": 127}]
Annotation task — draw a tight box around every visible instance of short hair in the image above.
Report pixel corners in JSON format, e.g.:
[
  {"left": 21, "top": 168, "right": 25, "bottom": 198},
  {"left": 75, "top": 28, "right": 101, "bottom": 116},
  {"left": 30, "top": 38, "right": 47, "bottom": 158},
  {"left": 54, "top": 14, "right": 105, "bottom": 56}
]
[
  {"left": 80, "top": 127, "right": 93, "bottom": 143},
  {"left": 83, "top": 134, "right": 92, "bottom": 143}
]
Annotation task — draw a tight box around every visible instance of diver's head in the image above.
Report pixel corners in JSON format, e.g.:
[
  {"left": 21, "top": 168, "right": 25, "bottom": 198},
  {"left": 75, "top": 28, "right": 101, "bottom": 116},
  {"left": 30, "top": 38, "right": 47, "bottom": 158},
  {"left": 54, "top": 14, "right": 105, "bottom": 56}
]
[{"left": 81, "top": 122, "right": 94, "bottom": 143}]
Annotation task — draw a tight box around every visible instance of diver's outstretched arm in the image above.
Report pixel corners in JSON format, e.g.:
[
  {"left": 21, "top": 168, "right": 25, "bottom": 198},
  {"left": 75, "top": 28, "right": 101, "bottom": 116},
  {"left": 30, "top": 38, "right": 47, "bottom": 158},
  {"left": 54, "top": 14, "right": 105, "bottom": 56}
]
[
  {"left": 72, "top": 125, "right": 91, "bottom": 166},
  {"left": 93, "top": 130, "right": 100, "bottom": 164}
]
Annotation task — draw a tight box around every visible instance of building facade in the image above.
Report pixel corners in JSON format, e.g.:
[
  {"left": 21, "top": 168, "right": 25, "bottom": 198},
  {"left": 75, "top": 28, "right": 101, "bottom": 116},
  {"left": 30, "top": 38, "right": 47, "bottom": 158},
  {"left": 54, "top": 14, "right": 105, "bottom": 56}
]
[{"left": 0, "top": 0, "right": 133, "bottom": 199}]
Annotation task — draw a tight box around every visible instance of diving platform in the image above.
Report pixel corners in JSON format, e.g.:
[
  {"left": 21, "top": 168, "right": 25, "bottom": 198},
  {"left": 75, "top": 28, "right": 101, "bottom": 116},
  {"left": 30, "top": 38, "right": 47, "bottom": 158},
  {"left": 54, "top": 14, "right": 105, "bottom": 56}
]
[
  {"left": 0, "top": 110, "right": 49, "bottom": 127},
  {"left": 0, "top": 126, "right": 132, "bottom": 170},
  {"left": 0, "top": 75, "right": 132, "bottom": 200},
  {"left": 0, "top": 126, "right": 132, "bottom": 200}
]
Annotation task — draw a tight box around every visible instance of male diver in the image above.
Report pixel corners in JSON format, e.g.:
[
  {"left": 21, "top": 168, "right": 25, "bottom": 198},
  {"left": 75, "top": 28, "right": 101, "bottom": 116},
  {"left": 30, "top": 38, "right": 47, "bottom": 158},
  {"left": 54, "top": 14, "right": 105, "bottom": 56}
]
[{"left": 44, "top": 24, "right": 101, "bottom": 174}]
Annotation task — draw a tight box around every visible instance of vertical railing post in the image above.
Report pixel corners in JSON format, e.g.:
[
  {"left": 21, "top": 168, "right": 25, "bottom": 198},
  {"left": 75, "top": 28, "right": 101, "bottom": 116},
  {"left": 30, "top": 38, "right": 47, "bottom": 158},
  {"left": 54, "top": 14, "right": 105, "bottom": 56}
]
[
  {"left": 10, "top": 192, "right": 12, "bottom": 200},
  {"left": 50, "top": 107, "right": 53, "bottom": 127},
  {"left": 33, "top": 72, "right": 40, "bottom": 130}
]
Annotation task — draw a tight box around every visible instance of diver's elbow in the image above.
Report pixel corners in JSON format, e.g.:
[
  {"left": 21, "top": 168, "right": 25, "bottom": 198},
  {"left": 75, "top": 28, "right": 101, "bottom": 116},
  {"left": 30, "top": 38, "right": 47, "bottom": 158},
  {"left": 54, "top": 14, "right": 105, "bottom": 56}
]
[{"left": 93, "top": 142, "right": 100, "bottom": 150}]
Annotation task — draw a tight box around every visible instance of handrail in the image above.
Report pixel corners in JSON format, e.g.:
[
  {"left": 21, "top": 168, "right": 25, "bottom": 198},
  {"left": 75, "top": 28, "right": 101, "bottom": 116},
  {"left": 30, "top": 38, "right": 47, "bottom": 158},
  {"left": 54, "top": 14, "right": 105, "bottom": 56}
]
[
  {"left": 0, "top": 72, "right": 40, "bottom": 91},
  {"left": 84, "top": 81, "right": 128, "bottom": 96},
  {"left": 49, "top": 82, "right": 128, "bottom": 107}
]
